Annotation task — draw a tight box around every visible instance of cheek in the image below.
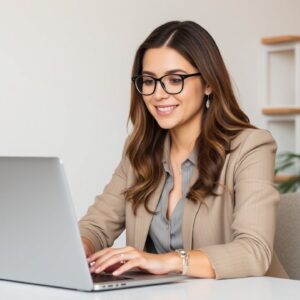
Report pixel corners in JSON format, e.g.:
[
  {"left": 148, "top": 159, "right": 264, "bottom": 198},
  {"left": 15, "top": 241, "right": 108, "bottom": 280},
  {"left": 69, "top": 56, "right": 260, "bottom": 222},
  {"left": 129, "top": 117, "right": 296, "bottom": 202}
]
[
  {"left": 142, "top": 96, "right": 151, "bottom": 108},
  {"left": 179, "top": 85, "right": 203, "bottom": 108},
  {"left": 142, "top": 95, "right": 148, "bottom": 104},
  {"left": 192, "top": 84, "right": 205, "bottom": 107},
  {"left": 142, "top": 96, "right": 155, "bottom": 114}
]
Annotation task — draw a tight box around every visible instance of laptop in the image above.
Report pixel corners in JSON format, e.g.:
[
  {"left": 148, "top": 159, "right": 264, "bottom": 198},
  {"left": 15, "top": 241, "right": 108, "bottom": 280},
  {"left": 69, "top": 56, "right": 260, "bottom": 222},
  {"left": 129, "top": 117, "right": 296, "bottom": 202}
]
[{"left": 0, "top": 157, "right": 185, "bottom": 291}]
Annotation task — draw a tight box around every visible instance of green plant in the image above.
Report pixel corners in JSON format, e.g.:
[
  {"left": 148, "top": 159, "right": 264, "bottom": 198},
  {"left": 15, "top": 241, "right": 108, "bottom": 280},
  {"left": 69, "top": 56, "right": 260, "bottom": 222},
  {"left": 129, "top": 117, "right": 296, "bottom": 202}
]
[{"left": 275, "top": 152, "right": 300, "bottom": 193}]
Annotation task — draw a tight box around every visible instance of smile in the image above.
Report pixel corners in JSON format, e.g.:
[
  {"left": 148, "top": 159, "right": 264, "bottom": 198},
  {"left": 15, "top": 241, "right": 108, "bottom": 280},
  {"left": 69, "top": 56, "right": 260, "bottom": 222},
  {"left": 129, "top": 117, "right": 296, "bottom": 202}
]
[{"left": 155, "top": 105, "right": 179, "bottom": 116}]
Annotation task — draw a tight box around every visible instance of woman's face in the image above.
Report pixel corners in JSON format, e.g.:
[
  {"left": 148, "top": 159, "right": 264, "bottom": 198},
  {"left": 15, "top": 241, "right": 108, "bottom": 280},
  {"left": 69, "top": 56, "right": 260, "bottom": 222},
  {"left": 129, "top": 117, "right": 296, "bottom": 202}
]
[{"left": 142, "top": 47, "right": 209, "bottom": 132}]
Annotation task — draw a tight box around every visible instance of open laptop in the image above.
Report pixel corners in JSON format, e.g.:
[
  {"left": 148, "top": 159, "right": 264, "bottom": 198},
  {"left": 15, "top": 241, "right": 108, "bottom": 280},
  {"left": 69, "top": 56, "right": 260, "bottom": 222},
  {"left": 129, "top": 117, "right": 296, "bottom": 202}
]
[{"left": 0, "top": 157, "right": 185, "bottom": 291}]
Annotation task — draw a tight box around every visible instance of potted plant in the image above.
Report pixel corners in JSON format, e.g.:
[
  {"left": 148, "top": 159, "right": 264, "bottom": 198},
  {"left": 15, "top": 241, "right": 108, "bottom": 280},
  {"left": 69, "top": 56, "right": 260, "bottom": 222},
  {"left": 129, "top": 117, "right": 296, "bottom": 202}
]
[{"left": 275, "top": 152, "right": 300, "bottom": 193}]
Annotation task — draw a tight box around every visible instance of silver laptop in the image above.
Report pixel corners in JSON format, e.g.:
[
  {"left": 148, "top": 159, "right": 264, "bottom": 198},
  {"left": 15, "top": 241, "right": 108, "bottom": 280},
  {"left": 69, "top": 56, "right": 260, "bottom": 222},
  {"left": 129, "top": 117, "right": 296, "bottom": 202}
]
[{"left": 0, "top": 157, "right": 185, "bottom": 291}]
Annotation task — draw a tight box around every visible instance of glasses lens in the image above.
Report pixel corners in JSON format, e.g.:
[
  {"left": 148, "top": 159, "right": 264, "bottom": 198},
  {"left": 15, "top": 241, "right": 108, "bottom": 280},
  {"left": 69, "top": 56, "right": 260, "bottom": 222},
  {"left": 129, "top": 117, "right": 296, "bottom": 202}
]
[
  {"left": 135, "top": 76, "right": 155, "bottom": 95},
  {"left": 162, "top": 75, "right": 183, "bottom": 94}
]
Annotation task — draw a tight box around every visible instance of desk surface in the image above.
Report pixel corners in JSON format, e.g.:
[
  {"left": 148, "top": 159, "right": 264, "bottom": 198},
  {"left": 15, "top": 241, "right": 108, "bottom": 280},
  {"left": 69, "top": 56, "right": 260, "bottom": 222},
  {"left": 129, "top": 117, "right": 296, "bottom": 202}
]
[{"left": 0, "top": 277, "right": 299, "bottom": 300}]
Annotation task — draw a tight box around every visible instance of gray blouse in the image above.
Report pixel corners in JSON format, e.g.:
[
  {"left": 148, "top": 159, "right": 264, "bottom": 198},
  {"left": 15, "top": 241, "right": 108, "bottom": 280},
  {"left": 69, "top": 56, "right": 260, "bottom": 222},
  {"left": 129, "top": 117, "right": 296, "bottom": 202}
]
[{"left": 146, "top": 148, "right": 197, "bottom": 253}]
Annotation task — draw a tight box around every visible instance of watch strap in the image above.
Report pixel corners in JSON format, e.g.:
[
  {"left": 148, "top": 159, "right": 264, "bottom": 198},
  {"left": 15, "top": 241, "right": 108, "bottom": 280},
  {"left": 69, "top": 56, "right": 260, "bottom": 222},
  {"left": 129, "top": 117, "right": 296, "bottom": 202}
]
[{"left": 175, "top": 249, "right": 189, "bottom": 275}]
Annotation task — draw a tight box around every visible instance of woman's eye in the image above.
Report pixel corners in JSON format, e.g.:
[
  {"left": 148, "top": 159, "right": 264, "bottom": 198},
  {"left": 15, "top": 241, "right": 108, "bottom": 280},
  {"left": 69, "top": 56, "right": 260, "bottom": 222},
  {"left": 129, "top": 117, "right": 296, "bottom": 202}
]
[
  {"left": 169, "top": 77, "right": 182, "bottom": 85},
  {"left": 143, "top": 79, "right": 154, "bottom": 86}
]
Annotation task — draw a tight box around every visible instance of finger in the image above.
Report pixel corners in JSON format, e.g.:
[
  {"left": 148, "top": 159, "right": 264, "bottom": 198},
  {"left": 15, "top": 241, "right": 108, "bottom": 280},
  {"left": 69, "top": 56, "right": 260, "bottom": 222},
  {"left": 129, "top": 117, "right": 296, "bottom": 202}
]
[
  {"left": 94, "top": 252, "right": 132, "bottom": 273},
  {"left": 94, "top": 251, "right": 138, "bottom": 274},
  {"left": 87, "top": 248, "right": 112, "bottom": 263},
  {"left": 88, "top": 246, "right": 133, "bottom": 263},
  {"left": 90, "top": 247, "right": 135, "bottom": 272},
  {"left": 102, "top": 262, "right": 123, "bottom": 273},
  {"left": 112, "top": 258, "right": 143, "bottom": 276}
]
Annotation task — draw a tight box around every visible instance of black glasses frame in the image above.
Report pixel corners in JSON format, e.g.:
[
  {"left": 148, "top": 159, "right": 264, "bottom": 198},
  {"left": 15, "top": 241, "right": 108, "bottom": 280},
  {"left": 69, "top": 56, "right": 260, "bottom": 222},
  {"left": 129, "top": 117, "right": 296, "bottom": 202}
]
[{"left": 131, "top": 72, "right": 202, "bottom": 96}]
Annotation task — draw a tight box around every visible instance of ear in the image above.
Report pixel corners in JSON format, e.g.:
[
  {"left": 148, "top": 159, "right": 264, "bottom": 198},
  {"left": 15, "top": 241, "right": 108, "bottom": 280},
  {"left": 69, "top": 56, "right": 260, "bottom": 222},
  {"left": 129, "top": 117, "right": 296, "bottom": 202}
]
[{"left": 204, "top": 84, "right": 212, "bottom": 96}]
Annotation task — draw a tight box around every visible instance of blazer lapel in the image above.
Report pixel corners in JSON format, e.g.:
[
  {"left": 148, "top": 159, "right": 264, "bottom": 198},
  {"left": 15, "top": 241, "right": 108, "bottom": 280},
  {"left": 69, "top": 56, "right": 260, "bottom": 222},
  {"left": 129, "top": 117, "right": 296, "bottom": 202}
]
[
  {"left": 134, "top": 133, "right": 171, "bottom": 250},
  {"left": 182, "top": 153, "right": 231, "bottom": 251},
  {"left": 182, "top": 166, "right": 202, "bottom": 251},
  {"left": 134, "top": 133, "right": 204, "bottom": 251},
  {"left": 134, "top": 172, "right": 166, "bottom": 250}
]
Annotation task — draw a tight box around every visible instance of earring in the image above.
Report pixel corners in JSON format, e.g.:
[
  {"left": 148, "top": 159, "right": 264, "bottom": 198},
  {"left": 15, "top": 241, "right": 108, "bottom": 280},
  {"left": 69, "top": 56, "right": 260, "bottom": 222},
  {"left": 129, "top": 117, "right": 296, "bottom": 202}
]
[{"left": 206, "top": 94, "right": 211, "bottom": 109}]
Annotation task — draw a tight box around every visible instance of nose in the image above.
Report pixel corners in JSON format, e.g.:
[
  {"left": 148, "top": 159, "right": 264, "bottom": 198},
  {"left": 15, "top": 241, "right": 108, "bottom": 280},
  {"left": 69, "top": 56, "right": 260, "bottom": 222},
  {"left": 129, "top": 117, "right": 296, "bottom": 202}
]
[{"left": 153, "top": 81, "right": 169, "bottom": 100}]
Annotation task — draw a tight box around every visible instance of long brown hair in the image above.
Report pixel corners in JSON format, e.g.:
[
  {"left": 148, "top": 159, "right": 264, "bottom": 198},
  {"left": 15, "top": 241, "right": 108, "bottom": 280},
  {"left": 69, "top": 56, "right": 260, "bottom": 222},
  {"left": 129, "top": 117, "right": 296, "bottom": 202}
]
[{"left": 124, "top": 21, "right": 255, "bottom": 215}]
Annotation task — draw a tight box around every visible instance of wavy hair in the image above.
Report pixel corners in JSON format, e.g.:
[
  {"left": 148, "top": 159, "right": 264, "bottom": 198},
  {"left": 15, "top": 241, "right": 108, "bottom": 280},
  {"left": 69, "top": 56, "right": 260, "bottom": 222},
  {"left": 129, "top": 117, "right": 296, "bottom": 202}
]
[{"left": 124, "top": 21, "right": 256, "bottom": 215}]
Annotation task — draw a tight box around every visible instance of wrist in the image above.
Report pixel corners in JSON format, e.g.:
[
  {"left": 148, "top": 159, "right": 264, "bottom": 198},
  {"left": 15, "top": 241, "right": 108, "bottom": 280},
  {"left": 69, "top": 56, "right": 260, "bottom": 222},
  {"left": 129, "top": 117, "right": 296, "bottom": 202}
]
[
  {"left": 81, "top": 237, "right": 95, "bottom": 257},
  {"left": 175, "top": 249, "right": 189, "bottom": 275},
  {"left": 163, "top": 252, "right": 183, "bottom": 274}
]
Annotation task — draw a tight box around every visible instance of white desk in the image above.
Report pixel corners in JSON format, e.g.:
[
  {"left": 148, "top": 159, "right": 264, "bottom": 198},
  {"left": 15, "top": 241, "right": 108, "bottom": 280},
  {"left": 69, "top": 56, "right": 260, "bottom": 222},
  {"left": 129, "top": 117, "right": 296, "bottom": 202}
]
[{"left": 0, "top": 277, "right": 299, "bottom": 300}]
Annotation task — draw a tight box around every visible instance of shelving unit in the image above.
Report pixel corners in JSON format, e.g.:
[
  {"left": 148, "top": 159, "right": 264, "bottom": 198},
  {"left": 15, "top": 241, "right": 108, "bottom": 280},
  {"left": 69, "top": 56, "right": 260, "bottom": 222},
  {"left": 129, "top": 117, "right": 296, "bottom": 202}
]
[{"left": 261, "top": 36, "right": 300, "bottom": 185}]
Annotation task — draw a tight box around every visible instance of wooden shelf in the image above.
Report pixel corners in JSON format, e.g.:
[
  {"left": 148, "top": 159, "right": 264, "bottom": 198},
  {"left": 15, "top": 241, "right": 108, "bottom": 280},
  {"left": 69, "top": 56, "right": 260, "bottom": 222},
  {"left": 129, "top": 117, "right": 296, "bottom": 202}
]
[
  {"left": 261, "top": 35, "right": 300, "bottom": 45},
  {"left": 262, "top": 107, "right": 300, "bottom": 116},
  {"left": 275, "top": 175, "right": 299, "bottom": 183},
  {"left": 261, "top": 35, "right": 300, "bottom": 178}
]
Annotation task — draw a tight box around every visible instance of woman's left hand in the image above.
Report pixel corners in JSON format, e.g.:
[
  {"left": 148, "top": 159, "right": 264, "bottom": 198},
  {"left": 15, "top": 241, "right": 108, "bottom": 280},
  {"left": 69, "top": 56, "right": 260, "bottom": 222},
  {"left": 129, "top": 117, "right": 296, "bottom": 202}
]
[{"left": 87, "top": 246, "right": 180, "bottom": 276}]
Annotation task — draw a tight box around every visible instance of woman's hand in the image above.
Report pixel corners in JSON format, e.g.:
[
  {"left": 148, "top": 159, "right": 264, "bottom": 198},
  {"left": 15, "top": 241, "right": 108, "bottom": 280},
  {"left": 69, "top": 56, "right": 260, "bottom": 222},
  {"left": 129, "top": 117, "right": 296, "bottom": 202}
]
[
  {"left": 87, "top": 246, "right": 181, "bottom": 276},
  {"left": 81, "top": 237, "right": 95, "bottom": 258}
]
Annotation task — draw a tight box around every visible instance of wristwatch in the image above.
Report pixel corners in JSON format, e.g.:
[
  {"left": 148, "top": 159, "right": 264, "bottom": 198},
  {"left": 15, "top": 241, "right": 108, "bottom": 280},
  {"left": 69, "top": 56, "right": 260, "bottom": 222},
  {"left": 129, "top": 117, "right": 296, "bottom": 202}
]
[{"left": 175, "top": 249, "right": 189, "bottom": 275}]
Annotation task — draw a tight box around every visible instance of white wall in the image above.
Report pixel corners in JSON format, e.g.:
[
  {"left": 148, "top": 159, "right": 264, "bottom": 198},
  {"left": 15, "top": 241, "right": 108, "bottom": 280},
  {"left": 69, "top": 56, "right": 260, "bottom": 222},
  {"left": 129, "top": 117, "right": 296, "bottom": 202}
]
[{"left": 1, "top": 0, "right": 300, "bottom": 246}]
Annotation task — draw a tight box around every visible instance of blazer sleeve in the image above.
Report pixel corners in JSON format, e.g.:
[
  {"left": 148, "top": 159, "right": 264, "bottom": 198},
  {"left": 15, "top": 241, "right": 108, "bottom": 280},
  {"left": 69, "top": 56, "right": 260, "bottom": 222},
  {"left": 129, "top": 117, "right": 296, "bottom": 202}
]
[
  {"left": 200, "top": 129, "right": 280, "bottom": 279},
  {"left": 78, "top": 138, "right": 130, "bottom": 251}
]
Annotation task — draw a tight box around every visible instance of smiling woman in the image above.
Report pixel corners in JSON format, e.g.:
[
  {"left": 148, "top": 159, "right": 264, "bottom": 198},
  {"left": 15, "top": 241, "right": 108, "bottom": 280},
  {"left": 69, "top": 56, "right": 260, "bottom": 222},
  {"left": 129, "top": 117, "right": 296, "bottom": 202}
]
[
  {"left": 139, "top": 47, "right": 204, "bottom": 133},
  {"left": 79, "top": 21, "right": 288, "bottom": 280}
]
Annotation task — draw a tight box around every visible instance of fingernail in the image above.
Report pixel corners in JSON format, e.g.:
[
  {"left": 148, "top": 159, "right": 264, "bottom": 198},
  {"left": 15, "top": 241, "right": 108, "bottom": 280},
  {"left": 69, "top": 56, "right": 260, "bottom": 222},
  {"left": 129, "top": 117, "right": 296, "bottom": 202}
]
[{"left": 95, "top": 268, "right": 101, "bottom": 273}]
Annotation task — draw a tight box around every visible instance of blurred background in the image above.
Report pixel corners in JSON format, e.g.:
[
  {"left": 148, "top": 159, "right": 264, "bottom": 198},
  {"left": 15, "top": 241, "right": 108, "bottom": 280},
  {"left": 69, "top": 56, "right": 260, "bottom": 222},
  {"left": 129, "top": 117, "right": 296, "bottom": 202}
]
[{"left": 0, "top": 0, "right": 300, "bottom": 245}]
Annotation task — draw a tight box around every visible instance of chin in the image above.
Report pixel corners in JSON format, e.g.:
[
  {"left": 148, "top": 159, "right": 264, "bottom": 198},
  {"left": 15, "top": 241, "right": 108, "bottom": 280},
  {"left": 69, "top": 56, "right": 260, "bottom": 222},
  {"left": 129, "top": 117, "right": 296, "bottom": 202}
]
[{"left": 155, "top": 121, "right": 177, "bottom": 130}]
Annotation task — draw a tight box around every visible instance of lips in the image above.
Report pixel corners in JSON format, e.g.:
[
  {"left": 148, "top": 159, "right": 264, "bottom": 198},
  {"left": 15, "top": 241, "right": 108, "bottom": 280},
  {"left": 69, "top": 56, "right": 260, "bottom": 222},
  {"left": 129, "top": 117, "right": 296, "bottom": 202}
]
[{"left": 154, "top": 105, "right": 179, "bottom": 116}]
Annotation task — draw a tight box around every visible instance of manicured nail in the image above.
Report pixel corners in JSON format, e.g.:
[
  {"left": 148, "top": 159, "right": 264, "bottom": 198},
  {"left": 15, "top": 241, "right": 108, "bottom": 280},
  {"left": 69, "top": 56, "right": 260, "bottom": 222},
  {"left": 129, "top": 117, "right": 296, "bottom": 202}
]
[{"left": 95, "top": 268, "right": 102, "bottom": 273}]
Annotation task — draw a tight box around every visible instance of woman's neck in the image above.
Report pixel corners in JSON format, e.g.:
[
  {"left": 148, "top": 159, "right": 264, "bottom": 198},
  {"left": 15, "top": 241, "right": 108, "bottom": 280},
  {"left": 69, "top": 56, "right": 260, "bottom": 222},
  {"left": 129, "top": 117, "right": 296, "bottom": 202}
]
[{"left": 169, "top": 124, "right": 200, "bottom": 157}]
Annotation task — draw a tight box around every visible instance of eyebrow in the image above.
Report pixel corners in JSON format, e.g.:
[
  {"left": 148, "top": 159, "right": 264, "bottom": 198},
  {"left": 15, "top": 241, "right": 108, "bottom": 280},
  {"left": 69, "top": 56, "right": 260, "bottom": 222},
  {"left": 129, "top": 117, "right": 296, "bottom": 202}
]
[{"left": 142, "top": 69, "right": 188, "bottom": 76}]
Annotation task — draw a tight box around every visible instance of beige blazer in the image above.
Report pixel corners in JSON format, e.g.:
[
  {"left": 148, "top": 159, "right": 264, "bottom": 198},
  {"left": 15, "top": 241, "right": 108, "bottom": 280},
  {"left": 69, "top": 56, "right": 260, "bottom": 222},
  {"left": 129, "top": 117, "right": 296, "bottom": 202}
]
[{"left": 79, "top": 128, "right": 288, "bottom": 279}]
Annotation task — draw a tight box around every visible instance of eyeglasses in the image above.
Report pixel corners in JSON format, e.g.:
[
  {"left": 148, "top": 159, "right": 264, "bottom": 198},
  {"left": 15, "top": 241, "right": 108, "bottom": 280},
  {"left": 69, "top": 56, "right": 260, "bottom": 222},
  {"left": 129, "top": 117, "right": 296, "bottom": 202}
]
[{"left": 131, "top": 72, "right": 201, "bottom": 96}]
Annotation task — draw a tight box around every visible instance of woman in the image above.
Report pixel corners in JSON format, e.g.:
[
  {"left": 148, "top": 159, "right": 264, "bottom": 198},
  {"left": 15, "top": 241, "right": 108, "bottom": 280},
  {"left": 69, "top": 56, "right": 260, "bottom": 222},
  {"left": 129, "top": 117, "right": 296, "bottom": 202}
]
[{"left": 79, "top": 21, "right": 287, "bottom": 279}]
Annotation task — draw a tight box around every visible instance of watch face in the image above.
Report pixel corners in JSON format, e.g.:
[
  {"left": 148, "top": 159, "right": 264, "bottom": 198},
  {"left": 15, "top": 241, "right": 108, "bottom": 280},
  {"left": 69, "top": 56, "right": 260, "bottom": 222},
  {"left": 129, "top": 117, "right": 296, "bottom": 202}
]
[
  {"left": 175, "top": 249, "right": 189, "bottom": 275},
  {"left": 176, "top": 249, "right": 186, "bottom": 256}
]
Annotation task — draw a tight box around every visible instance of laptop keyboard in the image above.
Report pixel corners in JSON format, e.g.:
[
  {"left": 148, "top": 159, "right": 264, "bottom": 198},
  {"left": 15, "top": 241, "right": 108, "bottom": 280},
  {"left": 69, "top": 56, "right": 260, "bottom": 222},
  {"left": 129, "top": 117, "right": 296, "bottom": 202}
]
[{"left": 92, "top": 273, "right": 133, "bottom": 283}]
